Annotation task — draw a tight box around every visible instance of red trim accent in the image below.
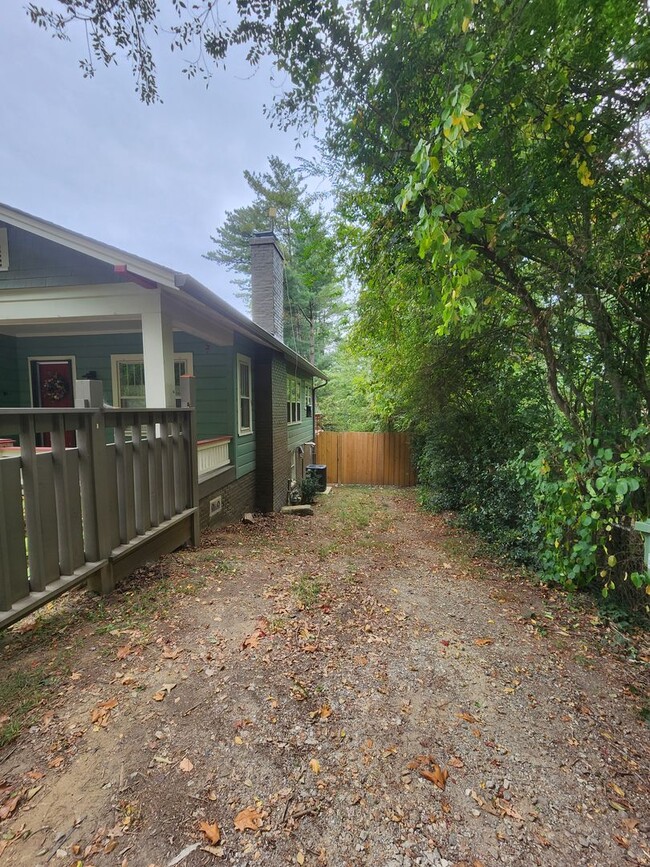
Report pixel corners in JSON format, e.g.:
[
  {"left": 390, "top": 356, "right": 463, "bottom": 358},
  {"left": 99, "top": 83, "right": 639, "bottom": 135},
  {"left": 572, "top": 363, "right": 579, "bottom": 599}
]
[
  {"left": 114, "top": 265, "right": 157, "bottom": 290},
  {"left": 197, "top": 436, "right": 232, "bottom": 445}
]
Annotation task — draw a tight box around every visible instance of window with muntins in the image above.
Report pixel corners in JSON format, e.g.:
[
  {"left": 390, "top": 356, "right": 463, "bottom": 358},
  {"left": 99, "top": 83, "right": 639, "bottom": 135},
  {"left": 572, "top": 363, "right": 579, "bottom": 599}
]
[
  {"left": 111, "top": 354, "right": 192, "bottom": 408},
  {"left": 305, "top": 383, "right": 313, "bottom": 418},
  {"left": 287, "top": 375, "right": 302, "bottom": 424},
  {"left": 238, "top": 355, "right": 253, "bottom": 435}
]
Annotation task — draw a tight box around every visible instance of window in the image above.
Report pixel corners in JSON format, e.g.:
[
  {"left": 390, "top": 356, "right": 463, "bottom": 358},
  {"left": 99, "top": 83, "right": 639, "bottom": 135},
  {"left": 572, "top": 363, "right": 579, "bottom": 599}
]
[
  {"left": 111, "top": 354, "right": 193, "bottom": 408},
  {"left": 237, "top": 355, "right": 253, "bottom": 435},
  {"left": 287, "top": 376, "right": 302, "bottom": 424},
  {"left": 305, "top": 383, "right": 313, "bottom": 418}
]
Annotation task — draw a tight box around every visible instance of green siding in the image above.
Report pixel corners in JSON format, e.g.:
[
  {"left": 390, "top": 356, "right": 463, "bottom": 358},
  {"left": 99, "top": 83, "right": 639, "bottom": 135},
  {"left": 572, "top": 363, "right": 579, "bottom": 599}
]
[
  {"left": 287, "top": 367, "right": 315, "bottom": 451},
  {"left": 0, "top": 334, "right": 19, "bottom": 407},
  {"left": 0, "top": 223, "right": 121, "bottom": 290},
  {"left": 14, "top": 333, "right": 143, "bottom": 407},
  {"left": 173, "top": 334, "right": 234, "bottom": 443},
  {"left": 234, "top": 335, "right": 258, "bottom": 478},
  {"left": 12, "top": 332, "right": 237, "bottom": 442}
]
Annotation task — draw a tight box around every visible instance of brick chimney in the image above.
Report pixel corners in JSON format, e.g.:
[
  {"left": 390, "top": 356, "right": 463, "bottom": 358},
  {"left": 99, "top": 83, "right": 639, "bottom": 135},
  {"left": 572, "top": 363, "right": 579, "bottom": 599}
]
[{"left": 251, "top": 232, "right": 284, "bottom": 341}]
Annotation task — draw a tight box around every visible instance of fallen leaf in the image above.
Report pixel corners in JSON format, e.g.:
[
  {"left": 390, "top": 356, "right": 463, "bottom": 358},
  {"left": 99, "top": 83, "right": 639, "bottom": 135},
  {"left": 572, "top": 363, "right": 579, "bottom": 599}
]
[
  {"left": 622, "top": 818, "right": 639, "bottom": 832},
  {"left": 91, "top": 698, "right": 118, "bottom": 727},
  {"left": 152, "top": 683, "right": 176, "bottom": 702},
  {"left": 26, "top": 785, "right": 42, "bottom": 800},
  {"left": 456, "top": 711, "right": 479, "bottom": 723},
  {"left": 302, "top": 644, "right": 318, "bottom": 653},
  {"left": 116, "top": 645, "right": 133, "bottom": 660},
  {"left": 613, "top": 835, "right": 629, "bottom": 849},
  {"left": 309, "top": 759, "right": 321, "bottom": 774},
  {"left": 309, "top": 704, "right": 331, "bottom": 720},
  {"left": 609, "top": 782, "right": 625, "bottom": 798},
  {"left": 497, "top": 799, "right": 524, "bottom": 820},
  {"left": 233, "top": 807, "right": 263, "bottom": 832},
  {"left": 25, "top": 770, "right": 45, "bottom": 781},
  {"left": 199, "top": 821, "right": 221, "bottom": 845},
  {"left": 0, "top": 795, "right": 20, "bottom": 820},
  {"left": 297, "top": 851, "right": 305, "bottom": 865},
  {"left": 234, "top": 736, "right": 244, "bottom": 745},
  {"left": 419, "top": 766, "right": 448, "bottom": 790},
  {"left": 179, "top": 758, "right": 194, "bottom": 773},
  {"left": 474, "top": 638, "right": 494, "bottom": 646},
  {"left": 162, "top": 645, "right": 182, "bottom": 660},
  {"left": 448, "top": 756, "right": 464, "bottom": 769}
]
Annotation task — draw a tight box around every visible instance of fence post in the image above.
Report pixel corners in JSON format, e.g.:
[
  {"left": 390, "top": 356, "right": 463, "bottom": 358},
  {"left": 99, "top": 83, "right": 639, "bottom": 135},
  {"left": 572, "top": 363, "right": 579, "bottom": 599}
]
[
  {"left": 180, "top": 375, "right": 200, "bottom": 547},
  {"left": 75, "top": 380, "right": 114, "bottom": 594}
]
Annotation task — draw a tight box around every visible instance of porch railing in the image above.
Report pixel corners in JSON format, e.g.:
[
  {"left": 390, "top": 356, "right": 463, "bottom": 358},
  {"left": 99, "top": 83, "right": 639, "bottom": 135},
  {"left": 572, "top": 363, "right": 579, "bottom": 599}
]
[{"left": 0, "top": 378, "right": 199, "bottom": 629}]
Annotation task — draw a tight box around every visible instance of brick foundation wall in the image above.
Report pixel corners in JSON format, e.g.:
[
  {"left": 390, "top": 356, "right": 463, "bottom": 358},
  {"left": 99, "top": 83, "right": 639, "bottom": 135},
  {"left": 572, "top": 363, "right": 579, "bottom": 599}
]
[{"left": 199, "top": 471, "right": 256, "bottom": 530}]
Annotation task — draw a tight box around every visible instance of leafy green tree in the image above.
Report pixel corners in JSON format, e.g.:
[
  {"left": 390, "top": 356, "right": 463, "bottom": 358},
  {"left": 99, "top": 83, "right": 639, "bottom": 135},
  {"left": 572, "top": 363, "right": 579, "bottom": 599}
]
[
  {"left": 205, "top": 156, "right": 346, "bottom": 366},
  {"left": 316, "top": 343, "right": 380, "bottom": 432}
]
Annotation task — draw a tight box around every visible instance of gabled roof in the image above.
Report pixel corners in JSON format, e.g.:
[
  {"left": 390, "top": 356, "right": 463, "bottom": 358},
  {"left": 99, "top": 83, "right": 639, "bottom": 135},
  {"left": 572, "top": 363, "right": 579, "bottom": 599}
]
[{"left": 0, "top": 202, "right": 326, "bottom": 381}]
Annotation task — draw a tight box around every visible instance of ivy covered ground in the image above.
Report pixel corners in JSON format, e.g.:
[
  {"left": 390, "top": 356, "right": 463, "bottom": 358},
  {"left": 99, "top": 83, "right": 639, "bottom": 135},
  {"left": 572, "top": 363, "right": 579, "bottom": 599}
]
[{"left": 0, "top": 488, "right": 648, "bottom": 866}]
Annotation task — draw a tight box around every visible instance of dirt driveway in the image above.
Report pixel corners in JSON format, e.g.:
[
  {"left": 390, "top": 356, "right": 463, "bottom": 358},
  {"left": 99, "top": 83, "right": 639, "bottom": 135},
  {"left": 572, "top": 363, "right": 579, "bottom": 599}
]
[{"left": 1, "top": 487, "right": 648, "bottom": 867}]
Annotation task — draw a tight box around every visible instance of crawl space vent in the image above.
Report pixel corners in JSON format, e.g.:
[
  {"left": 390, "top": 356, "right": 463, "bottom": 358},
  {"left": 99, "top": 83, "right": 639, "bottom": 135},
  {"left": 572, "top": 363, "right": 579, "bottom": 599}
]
[{"left": 0, "top": 229, "right": 8, "bottom": 272}]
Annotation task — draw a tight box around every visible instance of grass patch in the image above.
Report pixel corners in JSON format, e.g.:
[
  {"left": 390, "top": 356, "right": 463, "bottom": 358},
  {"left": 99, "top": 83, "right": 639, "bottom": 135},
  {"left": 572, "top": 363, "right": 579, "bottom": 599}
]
[
  {"left": 292, "top": 576, "right": 322, "bottom": 608},
  {"left": 0, "top": 666, "right": 60, "bottom": 747}
]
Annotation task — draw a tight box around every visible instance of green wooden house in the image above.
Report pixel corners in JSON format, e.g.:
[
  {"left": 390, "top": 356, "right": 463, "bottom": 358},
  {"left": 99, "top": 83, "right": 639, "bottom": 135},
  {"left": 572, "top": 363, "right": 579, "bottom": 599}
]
[{"left": 0, "top": 203, "right": 324, "bottom": 527}]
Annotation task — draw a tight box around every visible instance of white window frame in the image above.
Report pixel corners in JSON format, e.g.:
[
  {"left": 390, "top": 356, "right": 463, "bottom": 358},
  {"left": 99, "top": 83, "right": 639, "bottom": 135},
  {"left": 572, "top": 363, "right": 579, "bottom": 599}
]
[
  {"left": 305, "top": 382, "right": 313, "bottom": 418},
  {"left": 110, "top": 353, "right": 193, "bottom": 408},
  {"left": 287, "top": 375, "right": 302, "bottom": 425},
  {"left": 237, "top": 354, "right": 253, "bottom": 436}
]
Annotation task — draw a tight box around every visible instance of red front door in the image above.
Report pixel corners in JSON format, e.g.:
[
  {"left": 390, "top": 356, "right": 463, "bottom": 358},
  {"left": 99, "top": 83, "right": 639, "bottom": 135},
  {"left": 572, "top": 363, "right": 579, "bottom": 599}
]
[{"left": 31, "top": 360, "right": 75, "bottom": 446}]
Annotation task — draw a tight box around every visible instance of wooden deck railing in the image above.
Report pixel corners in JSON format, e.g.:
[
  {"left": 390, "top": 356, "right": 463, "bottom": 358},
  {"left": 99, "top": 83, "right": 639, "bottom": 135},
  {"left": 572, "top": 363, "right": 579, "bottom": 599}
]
[{"left": 0, "top": 379, "right": 199, "bottom": 629}]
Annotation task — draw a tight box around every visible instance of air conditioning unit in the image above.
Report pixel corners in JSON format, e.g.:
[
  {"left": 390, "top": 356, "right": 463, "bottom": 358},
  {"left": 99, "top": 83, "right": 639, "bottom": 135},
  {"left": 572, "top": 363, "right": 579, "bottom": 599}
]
[{"left": 306, "top": 464, "right": 327, "bottom": 492}]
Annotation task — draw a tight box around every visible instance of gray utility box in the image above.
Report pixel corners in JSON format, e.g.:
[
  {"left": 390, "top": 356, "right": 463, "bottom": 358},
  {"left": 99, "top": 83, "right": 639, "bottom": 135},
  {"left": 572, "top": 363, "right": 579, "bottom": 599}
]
[{"left": 307, "top": 464, "right": 327, "bottom": 492}]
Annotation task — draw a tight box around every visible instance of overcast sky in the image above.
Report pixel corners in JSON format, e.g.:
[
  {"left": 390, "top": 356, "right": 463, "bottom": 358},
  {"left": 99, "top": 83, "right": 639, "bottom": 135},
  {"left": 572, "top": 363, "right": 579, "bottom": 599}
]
[{"left": 0, "top": 3, "right": 321, "bottom": 311}]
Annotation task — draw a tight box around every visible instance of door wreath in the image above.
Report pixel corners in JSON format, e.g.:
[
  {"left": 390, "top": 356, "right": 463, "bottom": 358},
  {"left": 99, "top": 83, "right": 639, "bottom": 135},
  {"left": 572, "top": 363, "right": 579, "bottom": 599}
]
[{"left": 42, "top": 373, "right": 69, "bottom": 402}]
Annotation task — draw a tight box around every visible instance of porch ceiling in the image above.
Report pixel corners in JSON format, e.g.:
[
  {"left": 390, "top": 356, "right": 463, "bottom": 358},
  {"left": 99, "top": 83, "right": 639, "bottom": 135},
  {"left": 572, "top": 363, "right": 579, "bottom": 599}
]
[{"left": 0, "top": 316, "right": 142, "bottom": 338}]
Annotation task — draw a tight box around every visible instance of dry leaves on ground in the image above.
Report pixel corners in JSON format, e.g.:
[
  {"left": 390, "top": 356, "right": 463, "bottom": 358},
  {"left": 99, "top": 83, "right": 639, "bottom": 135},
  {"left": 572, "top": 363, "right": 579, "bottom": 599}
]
[
  {"left": 199, "top": 821, "right": 221, "bottom": 844},
  {"left": 233, "top": 807, "right": 264, "bottom": 832},
  {"left": 91, "top": 698, "right": 118, "bottom": 727}
]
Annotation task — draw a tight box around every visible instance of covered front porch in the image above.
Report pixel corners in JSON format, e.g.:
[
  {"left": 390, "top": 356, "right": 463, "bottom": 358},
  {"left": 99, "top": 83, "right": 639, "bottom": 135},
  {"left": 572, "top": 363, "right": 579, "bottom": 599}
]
[{"left": 0, "top": 276, "right": 248, "bottom": 482}]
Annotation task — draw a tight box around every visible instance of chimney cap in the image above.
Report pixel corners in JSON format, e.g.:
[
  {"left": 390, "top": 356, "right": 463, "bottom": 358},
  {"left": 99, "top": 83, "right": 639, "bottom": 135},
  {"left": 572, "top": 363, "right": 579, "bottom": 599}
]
[{"left": 250, "top": 231, "right": 284, "bottom": 258}]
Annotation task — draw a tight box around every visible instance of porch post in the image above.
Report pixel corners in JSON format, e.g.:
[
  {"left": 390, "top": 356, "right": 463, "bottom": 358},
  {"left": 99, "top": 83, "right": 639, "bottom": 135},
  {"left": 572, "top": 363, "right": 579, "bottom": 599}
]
[{"left": 142, "top": 302, "right": 175, "bottom": 408}]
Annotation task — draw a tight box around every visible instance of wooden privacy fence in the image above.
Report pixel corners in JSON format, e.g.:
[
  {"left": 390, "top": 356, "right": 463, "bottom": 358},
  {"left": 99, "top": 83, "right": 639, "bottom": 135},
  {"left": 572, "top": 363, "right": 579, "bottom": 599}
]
[
  {"left": 0, "top": 379, "right": 199, "bottom": 630},
  {"left": 316, "top": 431, "right": 416, "bottom": 487}
]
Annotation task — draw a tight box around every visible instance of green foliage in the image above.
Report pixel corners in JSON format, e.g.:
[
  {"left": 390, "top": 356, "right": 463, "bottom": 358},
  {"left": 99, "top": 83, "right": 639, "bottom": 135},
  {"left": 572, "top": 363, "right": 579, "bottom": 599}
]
[
  {"left": 412, "top": 329, "right": 551, "bottom": 564},
  {"left": 300, "top": 472, "right": 320, "bottom": 504},
  {"left": 523, "top": 427, "right": 650, "bottom": 595},
  {"left": 205, "top": 156, "right": 346, "bottom": 366},
  {"left": 316, "top": 343, "right": 381, "bottom": 431}
]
